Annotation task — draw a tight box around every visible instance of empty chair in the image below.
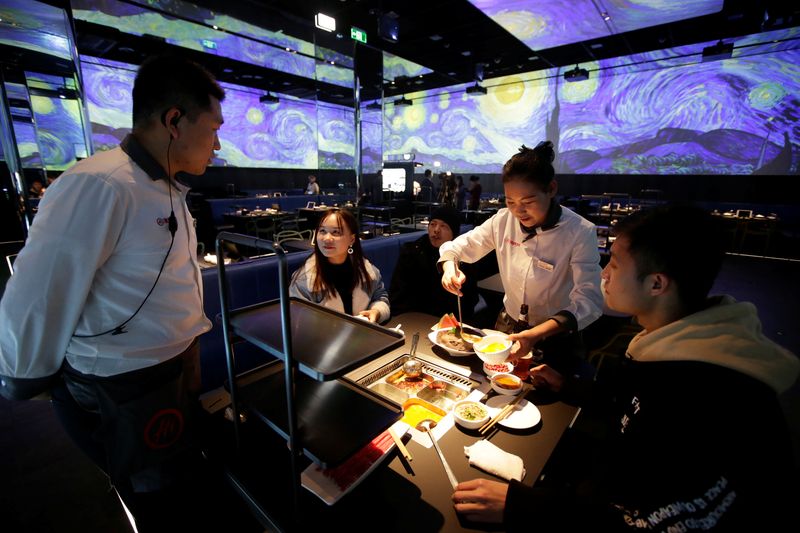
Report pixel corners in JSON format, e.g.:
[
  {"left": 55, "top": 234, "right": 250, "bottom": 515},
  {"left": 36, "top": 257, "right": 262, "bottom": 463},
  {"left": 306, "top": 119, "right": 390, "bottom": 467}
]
[
  {"left": 275, "top": 229, "right": 313, "bottom": 244},
  {"left": 244, "top": 217, "right": 276, "bottom": 240},
  {"left": 276, "top": 212, "right": 306, "bottom": 232},
  {"left": 390, "top": 217, "right": 412, "bottom": 231},
  {"left": 739, "top": 218, "right": 776, "bottom": 255}
]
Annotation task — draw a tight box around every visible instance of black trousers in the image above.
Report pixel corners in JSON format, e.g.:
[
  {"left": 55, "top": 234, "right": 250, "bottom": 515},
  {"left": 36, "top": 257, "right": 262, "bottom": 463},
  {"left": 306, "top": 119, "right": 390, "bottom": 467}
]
[{"left": 50, "top": 339, "right": 215, "bottom": 532}]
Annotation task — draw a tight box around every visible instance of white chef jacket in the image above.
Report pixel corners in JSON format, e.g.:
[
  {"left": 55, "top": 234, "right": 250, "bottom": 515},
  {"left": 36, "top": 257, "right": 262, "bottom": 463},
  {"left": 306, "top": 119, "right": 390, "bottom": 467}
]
[
  {"left": 439, "top": 205, "right": 603, "bottom": 331},
  {"left": 0, "top": 137, "right": 211, "bottom": 382}
]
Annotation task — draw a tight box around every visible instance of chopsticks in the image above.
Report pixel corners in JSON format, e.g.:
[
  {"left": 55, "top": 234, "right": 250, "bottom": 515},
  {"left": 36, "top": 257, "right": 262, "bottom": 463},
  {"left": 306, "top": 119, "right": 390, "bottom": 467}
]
[
  {"left": 479, "top": 388, "right": 528, "bottom": 435},
  {"left": 388, "top": 427, "right": 413, "bottom": 462}
]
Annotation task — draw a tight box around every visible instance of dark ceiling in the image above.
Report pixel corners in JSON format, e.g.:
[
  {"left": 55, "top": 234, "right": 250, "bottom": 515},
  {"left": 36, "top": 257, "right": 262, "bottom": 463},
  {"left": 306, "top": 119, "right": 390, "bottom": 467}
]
[{"left": 67, "top": 0, "right": 800, "bottom": 105}]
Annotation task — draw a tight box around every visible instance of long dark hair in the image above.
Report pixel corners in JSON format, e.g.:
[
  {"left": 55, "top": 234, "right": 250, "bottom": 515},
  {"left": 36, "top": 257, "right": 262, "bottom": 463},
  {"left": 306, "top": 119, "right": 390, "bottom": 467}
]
[
  {"left": 311, "top": 209, "right": 371, "bottom": 299},
  {"left": 501, "top": 141, "right": 556, "bottom": 190}
]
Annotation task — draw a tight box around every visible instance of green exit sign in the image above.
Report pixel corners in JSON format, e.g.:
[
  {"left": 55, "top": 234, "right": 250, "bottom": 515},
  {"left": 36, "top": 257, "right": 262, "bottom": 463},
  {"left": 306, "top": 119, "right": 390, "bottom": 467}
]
[
  {"left": 201, "top": 39, "right": 217, "bottom": 50},
  {"left": 350, "top": 26, "right": 367, "bottom": 44}
]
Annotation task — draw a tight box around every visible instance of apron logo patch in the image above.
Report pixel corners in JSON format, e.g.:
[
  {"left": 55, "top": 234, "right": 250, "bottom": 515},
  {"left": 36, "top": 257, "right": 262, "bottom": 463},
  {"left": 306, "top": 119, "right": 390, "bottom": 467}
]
[{"left": 143, "top": 408, "right": 184, "bottom": 449}]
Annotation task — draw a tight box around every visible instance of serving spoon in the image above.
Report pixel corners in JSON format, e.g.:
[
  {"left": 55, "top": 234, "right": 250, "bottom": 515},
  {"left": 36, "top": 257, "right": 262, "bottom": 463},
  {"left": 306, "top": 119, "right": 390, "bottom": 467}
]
[{"left": 416, "top": 419, "right": 459, "bottom": 489}]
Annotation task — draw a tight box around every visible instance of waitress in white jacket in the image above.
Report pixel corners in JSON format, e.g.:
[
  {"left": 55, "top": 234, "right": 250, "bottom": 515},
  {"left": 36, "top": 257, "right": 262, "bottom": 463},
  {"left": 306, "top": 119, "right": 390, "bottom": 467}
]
[
  {"left": 290, "top": 209, "right": 390, "bottom": 323},
  {"left": 440, "top": 142, "right": 603, "bottom": 372}
]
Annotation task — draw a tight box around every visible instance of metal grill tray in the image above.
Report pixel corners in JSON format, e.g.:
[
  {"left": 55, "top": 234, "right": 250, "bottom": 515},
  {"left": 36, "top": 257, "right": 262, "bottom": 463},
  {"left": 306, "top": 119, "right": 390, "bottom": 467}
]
[{"left": 356, "top": 355, "right": 479, "bottom": 411}]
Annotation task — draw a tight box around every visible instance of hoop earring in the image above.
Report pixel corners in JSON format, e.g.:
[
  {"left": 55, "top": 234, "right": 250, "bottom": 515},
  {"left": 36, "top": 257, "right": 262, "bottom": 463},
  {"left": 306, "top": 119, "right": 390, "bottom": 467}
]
[{"left": 347, "top": 245, "right": 354, "bottom": 255}]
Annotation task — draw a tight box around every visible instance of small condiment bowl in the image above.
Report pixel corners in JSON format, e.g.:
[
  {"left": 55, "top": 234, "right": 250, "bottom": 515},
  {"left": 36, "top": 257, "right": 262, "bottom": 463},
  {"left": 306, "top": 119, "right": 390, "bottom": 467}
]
[
  {"left": 473, "top": 334, "right": 513, "bottom": 364},
  {"left": 491, "top": 372, "right": 523, "bottom": 395},
  {"left": 483, "top": 361, "right": 514, "bottom": 378},
  {"left": 452, "top": 400, "right": 490, "bottom": 430}
]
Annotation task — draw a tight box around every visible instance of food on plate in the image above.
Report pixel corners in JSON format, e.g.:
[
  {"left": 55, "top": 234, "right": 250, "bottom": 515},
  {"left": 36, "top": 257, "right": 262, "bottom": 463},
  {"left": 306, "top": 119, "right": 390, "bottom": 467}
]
[
  {"left": 435, "top": 313, "right": 460, "bottom": 330},
  {"left": 484, "top": 362, "right": 513, "bottom": 377},
  {"left": 494, "top": 375, "right": 521, "bottom": 389},
  {"left": 494, "top": 376, "right": 519, "bottom": 389},
  {"left": 436, "top": 329, "right": 472, "bottom": 352},
  {"left": 455, "top": 402, "right": 488, "bottom": 422}
]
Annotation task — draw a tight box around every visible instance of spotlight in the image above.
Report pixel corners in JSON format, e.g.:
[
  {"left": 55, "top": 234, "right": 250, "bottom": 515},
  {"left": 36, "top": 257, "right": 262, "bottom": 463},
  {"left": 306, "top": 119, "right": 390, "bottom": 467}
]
[
  {"left": 378, "top": 12, "right": 399, "bottom": 43},
  {"left": 702, "top": 40, "right": 733, "bottom": 62},
  {"left": 393, "top": 96, "right": 412, "bottom": 106},
  {"left": 465, "top": 83, "right": 487, "bottom": 95},
  {"left": 259, "top": 92, "right": 279, "bottom": 103},
  {"left": 564, "top": 66, "right": 589, "bottom": 82}
]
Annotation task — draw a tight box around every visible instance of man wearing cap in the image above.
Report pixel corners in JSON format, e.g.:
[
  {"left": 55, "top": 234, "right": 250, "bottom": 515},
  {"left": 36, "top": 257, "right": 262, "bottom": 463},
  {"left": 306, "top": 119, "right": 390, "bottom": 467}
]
[{"left": 390, "top": 207, "right": 482, "bottom": 320}]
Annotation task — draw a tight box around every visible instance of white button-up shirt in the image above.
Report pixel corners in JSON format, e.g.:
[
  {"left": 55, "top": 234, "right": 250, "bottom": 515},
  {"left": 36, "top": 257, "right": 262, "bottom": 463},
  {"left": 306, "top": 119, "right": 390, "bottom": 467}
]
[
  {"left": 439, "top": 205, "right": 603, "bottom": 331},
  {"left": 0, "top": 139, "right": 211, "bottom": 382}
]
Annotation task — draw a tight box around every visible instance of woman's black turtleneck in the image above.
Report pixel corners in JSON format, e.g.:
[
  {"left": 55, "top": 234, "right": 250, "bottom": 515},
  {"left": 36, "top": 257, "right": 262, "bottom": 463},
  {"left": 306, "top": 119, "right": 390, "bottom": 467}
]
[{"left": 323, "top": 258, "right": 354, "bottom": 316}]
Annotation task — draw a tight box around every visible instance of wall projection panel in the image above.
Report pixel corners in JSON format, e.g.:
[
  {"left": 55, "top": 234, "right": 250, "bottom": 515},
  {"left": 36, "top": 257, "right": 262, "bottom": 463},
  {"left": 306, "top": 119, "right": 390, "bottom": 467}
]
[{"left": 384, "top": 28, "right": 800, "bottom": 176}]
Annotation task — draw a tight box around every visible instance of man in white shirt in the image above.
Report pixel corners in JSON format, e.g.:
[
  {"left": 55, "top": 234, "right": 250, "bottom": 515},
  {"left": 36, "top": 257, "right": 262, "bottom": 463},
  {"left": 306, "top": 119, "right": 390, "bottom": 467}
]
[{"left": 0, "top": 54, "right": 225, "bottom": 530}]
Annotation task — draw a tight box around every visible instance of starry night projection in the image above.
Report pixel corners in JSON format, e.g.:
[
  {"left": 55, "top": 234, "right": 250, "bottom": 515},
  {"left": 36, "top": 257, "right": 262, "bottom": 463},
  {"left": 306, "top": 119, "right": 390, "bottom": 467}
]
[{"left": 384, "top": 28, "right": 799, "bottom": 175}]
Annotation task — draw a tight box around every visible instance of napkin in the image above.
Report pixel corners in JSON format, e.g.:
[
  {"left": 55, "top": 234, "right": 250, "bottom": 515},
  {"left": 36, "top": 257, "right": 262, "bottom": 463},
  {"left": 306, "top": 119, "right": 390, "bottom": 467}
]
[{"left": 464, "top": 440, "right": 526, "bottom": 481}]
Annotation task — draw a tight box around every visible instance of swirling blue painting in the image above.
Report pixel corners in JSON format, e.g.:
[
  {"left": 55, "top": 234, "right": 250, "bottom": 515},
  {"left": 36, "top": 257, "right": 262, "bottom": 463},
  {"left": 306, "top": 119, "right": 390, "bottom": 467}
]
[
  {"left": 467, "top": 0, "right": 723, "bottom": 51},
  {"left": 385, "top": 28, "right": 800, "bottom": 175}
]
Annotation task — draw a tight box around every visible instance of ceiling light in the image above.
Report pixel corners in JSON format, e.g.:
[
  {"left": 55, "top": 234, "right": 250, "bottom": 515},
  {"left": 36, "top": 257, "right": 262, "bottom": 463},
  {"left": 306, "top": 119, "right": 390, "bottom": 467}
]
[
  {"left": 260, "top": 92, "right": 279, "bottom": 104},
  {"left": 393, "top": 96, "right": 412, "bottom": 107},
  {"left": 564, "top": 66, "right": 589, "bottom": 82},
  {"left": 314, "top": 13, "right": 336, "bottom": 32},
  {"left": 702, "top": 40, "right": 733, "bottom": 62},
  {"left": 366, "top": 101, "right": 382, "bottom": 110},
  {"left": 429, "top": 34, "right": 443, "bottom": 41},
  {"left": 466, "top": 83, "right": 487, "bottom": 95}
]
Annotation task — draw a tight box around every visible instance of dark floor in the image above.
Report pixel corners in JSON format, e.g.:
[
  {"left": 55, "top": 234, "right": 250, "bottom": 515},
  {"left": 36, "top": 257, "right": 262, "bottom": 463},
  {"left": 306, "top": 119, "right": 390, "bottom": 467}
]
[{"left": 1, "top": 252, "right": 798, "bottom": 532}]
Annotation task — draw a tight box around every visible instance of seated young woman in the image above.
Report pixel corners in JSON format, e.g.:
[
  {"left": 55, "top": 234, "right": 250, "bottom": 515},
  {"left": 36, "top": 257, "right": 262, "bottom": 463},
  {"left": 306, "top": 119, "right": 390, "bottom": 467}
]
[{"left": 289, "top": 209, "right": 390, "bottom": 323}]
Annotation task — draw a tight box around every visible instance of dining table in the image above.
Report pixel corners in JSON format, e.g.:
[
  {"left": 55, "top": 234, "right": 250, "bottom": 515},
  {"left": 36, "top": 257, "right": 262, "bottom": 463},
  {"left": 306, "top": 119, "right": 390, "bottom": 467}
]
[{"left": 217, "top": 312, "right": 581, "bottom": 532}]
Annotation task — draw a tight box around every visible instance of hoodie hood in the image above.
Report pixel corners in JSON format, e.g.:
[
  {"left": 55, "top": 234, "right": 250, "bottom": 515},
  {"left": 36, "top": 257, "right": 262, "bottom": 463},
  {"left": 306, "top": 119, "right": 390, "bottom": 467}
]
[{"left": 627, "top": 295, "right": 799, "bottom": 393}]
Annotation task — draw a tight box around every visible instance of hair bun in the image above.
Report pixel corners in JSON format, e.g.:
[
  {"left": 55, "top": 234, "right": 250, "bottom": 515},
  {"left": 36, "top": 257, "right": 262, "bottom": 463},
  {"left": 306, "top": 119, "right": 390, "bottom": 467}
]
[{"left": 533, "top": 140, "right": 555, "bottom": 162}]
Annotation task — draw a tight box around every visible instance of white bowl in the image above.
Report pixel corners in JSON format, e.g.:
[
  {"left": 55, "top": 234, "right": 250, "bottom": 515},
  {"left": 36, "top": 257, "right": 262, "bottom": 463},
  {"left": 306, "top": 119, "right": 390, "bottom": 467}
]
[
  {"left": 491, "top": 373, "right": 523, "bottom": 396},
  {"left": 483, "top": 361, "right": 514, "bottom": 378},
  {"left": 428, "top": 326, "right": 484, "bottom": 357},
  {"left": 473, "top": 334, "right": 513, "bottom": 364},
  {"left": 452, "top": 400, "right": 490, "bottom": 430}
]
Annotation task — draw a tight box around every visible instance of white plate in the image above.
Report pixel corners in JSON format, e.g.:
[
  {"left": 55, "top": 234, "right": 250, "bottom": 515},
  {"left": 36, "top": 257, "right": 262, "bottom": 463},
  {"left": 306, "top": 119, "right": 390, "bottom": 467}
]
[
  {"left": 428, "top": 327, "right": 484, "bottom": 357},
  {"left": 485, "top": 395, "right": 541, "bottom": 430}
]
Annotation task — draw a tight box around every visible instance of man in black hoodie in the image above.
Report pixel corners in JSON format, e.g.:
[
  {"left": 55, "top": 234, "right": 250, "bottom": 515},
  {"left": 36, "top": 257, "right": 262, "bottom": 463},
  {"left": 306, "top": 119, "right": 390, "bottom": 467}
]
[{"left": 452, "top": 205, "right": 799, "bottom": 531}]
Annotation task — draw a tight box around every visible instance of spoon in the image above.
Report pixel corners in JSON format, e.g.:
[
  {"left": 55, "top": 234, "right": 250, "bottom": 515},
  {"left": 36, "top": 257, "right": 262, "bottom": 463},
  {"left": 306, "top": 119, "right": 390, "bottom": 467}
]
[{"left": 416, "top": 419, "right": 459, "bottom": 489}]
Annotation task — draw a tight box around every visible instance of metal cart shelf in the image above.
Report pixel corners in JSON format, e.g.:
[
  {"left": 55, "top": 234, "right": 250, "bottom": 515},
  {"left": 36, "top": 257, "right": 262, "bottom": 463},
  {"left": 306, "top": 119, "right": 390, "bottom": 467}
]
[{"left": 215, "top": 232, "right": 404, "bottom": 528}]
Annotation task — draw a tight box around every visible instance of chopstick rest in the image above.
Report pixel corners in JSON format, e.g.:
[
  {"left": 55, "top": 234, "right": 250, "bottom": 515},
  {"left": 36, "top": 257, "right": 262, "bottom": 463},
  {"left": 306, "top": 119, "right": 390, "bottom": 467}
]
[{"left": 464, "top": 440, "right": 526, "bottom": 481}]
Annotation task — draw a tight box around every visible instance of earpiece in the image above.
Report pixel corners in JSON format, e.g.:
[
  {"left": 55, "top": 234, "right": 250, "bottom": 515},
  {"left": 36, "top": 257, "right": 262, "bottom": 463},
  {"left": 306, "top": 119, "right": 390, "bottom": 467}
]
[
  {"left": 160, "top": 106, "right": 185, "bottom": 138},
  {"left": 653, "top": 280, "right": 662, "bottom": 290}
]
